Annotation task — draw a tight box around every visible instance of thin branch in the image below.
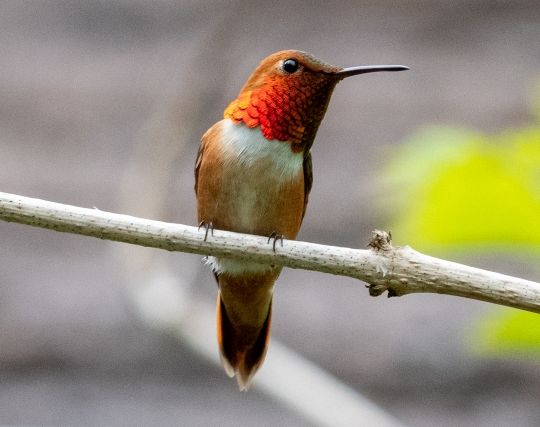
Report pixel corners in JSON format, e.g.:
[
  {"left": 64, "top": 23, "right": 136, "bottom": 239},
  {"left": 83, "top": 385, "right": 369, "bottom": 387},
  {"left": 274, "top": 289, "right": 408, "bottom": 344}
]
[{"left": 1, "top": 191, "right": 540, "bottom": 313}]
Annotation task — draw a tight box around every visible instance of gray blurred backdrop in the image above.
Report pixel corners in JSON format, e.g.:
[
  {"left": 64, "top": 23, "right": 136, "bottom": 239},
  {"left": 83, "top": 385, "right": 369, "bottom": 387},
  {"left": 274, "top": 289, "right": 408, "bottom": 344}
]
[{"left": 1, "top": 1, "right": 540, "bottom": 426}]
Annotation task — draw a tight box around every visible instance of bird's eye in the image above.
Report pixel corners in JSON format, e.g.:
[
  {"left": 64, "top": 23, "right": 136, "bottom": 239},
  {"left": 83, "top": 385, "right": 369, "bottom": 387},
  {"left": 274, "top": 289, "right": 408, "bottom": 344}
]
[{"left": 282, "top": 58, "right": 299, "bottom": 74}]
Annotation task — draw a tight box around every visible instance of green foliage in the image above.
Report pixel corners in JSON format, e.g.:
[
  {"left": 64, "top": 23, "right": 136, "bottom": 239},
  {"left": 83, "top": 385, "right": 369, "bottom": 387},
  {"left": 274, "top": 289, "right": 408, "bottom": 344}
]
[
  {"left": 381, "top": 82, "right": 540, "bottom": 355},
  {"left": 473, "top": 309, "right": 540, "bottom": 356},
  {"left": 383, "top": 125, "right": 540, "bottom": 254}
]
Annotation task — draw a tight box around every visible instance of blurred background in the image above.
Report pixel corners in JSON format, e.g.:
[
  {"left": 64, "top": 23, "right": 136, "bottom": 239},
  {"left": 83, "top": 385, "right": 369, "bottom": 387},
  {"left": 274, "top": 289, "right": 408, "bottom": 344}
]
[{"left": 1, "top": 1, "right": 540, "bottom": 425}]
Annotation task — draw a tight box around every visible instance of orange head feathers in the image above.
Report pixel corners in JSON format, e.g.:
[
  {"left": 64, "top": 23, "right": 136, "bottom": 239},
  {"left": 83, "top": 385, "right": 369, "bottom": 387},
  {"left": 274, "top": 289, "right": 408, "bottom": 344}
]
[{"left": 224, "top": 50, "right": 408, "bottom": 152}]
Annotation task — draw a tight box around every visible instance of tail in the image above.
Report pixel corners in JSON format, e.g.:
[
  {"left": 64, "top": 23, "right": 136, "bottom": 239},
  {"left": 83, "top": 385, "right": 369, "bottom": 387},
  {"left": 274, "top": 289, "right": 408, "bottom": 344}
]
[{"left": 216, "top": 291, "right": 272, "bottom": 391}]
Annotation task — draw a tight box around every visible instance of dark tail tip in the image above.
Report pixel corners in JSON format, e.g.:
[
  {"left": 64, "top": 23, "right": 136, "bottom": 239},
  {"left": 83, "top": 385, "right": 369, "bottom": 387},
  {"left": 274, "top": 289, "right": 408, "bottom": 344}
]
[{"left": 216, "top": 294, "right": 272, "bottom": 391}]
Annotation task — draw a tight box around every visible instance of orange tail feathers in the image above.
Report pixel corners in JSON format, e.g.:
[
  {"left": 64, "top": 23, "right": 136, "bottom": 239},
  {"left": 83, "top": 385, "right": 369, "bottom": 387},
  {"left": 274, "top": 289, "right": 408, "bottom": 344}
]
[{"left": 216, "top": 292, "right": 272, "bottom": 391}]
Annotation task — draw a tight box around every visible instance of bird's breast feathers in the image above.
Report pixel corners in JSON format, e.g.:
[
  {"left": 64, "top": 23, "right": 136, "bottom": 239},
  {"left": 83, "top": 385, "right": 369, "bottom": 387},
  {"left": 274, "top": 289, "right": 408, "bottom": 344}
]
[
  {"left": 214, "top": 119, "right": 304, "bottom": 181},
  {"left": 198, "top": 119, "right": 306, "bottom": 275}
]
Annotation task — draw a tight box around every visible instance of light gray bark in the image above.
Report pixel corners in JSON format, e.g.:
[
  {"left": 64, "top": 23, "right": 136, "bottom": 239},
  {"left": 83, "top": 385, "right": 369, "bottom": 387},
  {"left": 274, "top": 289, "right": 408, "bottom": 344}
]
[{"left": 1, "top": 191, "right": 539, "bottom": 313}]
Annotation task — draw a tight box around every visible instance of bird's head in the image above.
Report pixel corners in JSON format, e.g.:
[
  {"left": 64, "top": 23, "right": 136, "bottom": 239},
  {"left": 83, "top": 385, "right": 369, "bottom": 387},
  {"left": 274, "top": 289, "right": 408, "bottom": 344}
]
[{"left": 224, "top": 50, "right": 408, "bottom": 152}]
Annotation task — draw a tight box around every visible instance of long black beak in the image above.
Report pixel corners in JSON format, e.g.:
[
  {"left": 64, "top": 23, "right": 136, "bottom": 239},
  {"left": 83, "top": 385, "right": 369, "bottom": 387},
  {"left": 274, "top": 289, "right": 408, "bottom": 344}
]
[{"left": 336, "top": 65, "right": 409, "bottom": 78}]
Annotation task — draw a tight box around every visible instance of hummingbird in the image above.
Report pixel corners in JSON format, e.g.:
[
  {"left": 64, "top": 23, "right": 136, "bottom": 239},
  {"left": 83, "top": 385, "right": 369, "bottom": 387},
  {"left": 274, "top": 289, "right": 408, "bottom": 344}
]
[{"left": 195, "top": 50, "right": 408, "bottom": 390}]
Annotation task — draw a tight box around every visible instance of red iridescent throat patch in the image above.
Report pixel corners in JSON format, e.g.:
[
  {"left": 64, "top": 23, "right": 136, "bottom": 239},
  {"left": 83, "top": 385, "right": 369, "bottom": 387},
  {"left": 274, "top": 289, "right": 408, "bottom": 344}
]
[
  {"left": 224, "top": 85, "right": 304, "bottom": 145},
  {"left": 224, "top": 74, "right": 336, "bottom": 151}
]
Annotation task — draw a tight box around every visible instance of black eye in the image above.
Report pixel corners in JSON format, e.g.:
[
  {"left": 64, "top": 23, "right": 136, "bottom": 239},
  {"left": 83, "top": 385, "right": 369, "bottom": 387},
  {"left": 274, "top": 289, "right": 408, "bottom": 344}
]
[{"left": 282, "top": 58, "right": 299, "bottom": 74}]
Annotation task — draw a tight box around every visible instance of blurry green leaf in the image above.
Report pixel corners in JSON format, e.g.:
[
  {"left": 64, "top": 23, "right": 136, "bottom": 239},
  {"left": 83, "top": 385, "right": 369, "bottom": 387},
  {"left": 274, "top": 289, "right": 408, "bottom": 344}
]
[
  {"left": 473, "top": 309, "right": 540, "bottom": 356},
  {"left": 381, "top": 85, "right": 540, "bottom": 355},
  {"left": 383, "top": 125, "right": 540, "bottom": 254}
]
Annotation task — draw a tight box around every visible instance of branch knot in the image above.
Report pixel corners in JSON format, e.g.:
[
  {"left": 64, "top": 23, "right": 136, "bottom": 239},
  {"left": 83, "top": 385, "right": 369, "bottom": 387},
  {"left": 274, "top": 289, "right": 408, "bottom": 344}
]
[{"left": 367, "top": 229, "right": 393, "bottom": 252}]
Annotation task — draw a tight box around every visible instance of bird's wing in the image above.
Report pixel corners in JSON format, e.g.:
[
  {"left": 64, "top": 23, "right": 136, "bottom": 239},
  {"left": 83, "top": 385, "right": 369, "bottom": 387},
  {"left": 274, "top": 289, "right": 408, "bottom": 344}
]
[
  {"left": 301, "top": 152, "right": 313, "bottom": 221},
  {"left": 194, "top": 133, "right": 207, "bottom": 196}
]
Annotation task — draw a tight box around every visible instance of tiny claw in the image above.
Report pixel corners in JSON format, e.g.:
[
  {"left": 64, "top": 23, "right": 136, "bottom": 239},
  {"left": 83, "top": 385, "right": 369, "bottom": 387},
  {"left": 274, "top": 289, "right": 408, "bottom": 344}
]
[
  {"left": 267, "top": 231, "right": 284, "bottom": 252},
  {"left": 198, "top": 220, "right": 214, "bottom": 241},
  {"left": 387, "top": 288, "right": 398, "bottom": 298}
]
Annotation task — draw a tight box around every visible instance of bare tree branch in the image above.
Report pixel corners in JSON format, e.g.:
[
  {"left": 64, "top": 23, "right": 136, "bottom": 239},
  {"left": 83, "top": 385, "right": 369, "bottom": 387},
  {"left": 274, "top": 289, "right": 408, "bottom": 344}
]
[{"left": 1, "top": 191, "right": 539, "bottom": 314}]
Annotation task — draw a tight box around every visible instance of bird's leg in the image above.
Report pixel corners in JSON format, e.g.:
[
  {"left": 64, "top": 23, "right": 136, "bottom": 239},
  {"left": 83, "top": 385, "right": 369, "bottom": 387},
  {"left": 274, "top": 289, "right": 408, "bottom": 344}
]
[
  {"left": 267, "top": 231, "right": 284, "bottom": 252},
  {"left": 198, "top": 220, "right": 214, "bottom": 241}
]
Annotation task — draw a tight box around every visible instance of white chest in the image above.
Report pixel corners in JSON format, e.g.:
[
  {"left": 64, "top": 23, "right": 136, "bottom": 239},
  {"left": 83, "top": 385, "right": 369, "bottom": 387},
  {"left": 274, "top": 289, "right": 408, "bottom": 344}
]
[
  {"left": 217, "top": 119, "right": 304, "bottom": 181},
  {"left": 216, "top": 120, "right": 303, "bottom": 230}
]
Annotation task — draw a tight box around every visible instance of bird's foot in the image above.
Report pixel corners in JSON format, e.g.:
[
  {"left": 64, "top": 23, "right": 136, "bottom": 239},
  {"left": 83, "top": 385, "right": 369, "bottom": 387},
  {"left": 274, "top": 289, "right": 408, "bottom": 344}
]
[
  {"left": 198, "top": 220, "right": 214, "bottom": 241},
  {"left": 267, "top": 231, "right": 284, "bottom": 252}
]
